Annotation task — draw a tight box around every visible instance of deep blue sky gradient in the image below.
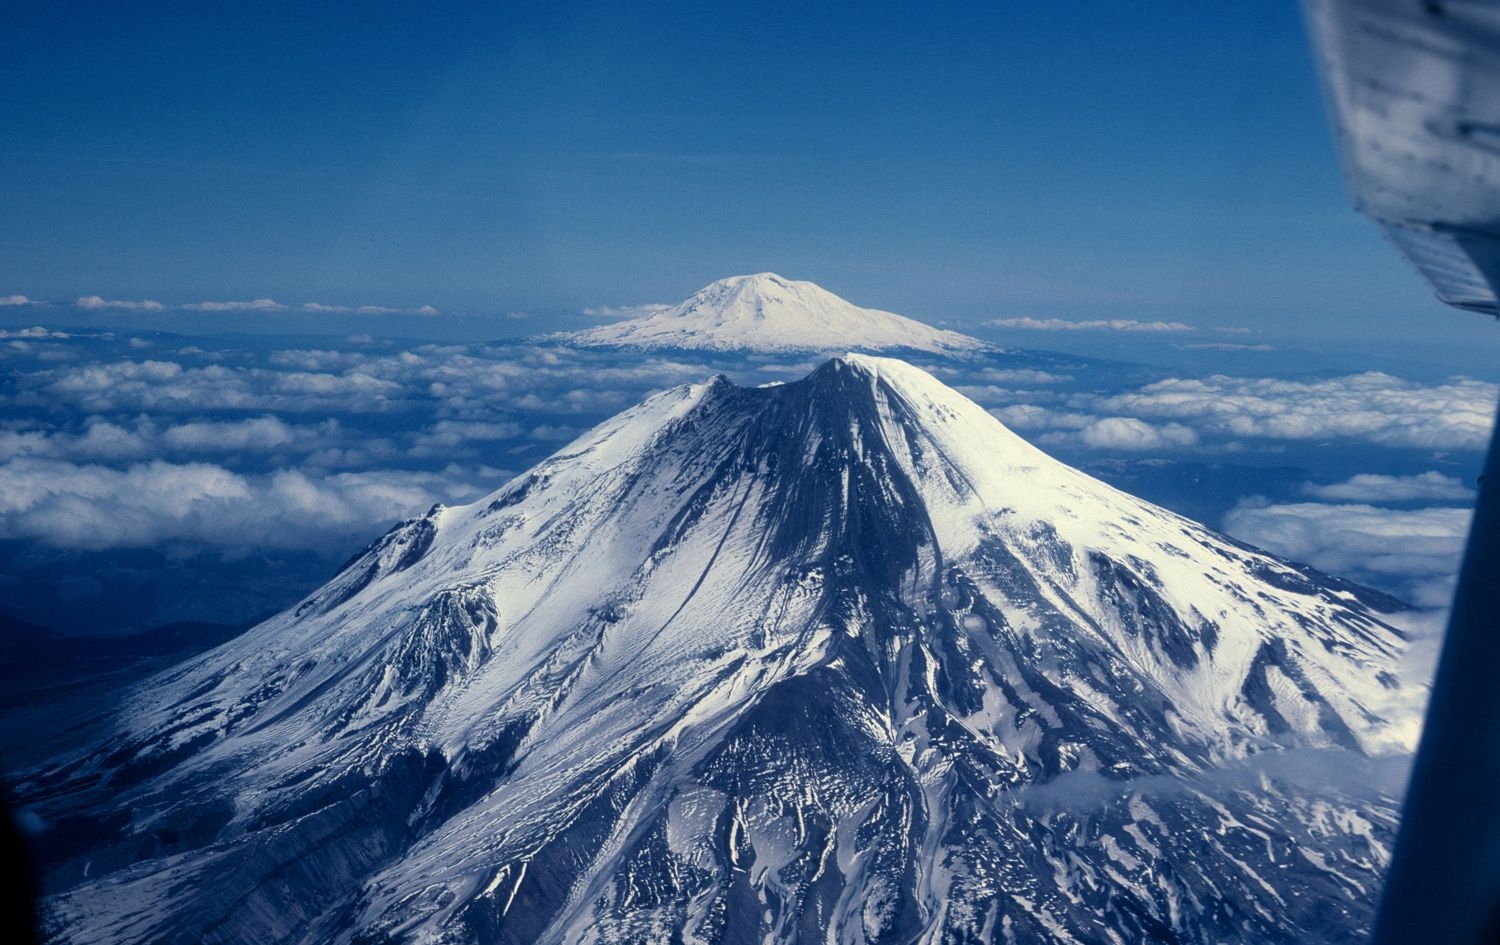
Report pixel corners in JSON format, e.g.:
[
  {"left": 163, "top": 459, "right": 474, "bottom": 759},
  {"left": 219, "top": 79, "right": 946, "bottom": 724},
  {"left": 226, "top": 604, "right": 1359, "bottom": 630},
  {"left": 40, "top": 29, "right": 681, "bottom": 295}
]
[{"left": 2, "top": 0, "right": 1494, "bottom": 353}]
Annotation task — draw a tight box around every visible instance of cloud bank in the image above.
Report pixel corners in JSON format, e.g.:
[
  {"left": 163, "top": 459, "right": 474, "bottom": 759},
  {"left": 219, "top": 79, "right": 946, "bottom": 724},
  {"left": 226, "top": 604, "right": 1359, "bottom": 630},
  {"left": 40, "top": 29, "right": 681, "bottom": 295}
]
[
  {"left": 1224, "top": 500, "right": 1471, "bottom": 608},
  {"left": 1097, "top": 373, "right": 1496, "bottom": 450},
  {"left": 183, "top": 298, "right": 287, "bottom": 312},
  {"left": 0, "top": 457, "right": 490, "bottom": 553},
  {"left": 580, "top": 303, "right": 671, "bottom": 319},
  {"left": 76, "top": 295, "right": 165, "bottom": 312},
  {"left": 989, "top": 317, "right": 1196, "bottom": 332},
  {"left": 1304, "top": 472, "right": 1475, "bottom": 503}
]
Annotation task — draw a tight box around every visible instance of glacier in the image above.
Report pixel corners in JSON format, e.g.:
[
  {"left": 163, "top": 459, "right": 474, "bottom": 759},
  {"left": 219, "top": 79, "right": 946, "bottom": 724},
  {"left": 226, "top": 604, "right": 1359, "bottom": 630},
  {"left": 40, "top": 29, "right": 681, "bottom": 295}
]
[{"left": 27, "top": 354, "right": 1417, "bottom": 944}]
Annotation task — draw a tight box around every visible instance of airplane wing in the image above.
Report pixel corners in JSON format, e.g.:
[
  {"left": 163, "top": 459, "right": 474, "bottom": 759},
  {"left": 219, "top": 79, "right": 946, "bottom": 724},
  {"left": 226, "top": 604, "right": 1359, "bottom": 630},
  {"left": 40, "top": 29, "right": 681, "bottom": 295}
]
[
  {"left": 1303, "top": 2, "right": 1500, "bottom": 943},
  {"left": 1305, "top": 0, "right": 1500, "bottom": 314}
]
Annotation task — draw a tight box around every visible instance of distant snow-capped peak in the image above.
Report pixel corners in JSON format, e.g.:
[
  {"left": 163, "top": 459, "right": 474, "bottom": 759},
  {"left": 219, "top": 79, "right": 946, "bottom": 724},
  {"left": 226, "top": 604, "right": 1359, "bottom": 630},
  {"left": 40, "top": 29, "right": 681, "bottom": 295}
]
[{"left": 559, "top": 273, "right": 990, "bottom": 354}]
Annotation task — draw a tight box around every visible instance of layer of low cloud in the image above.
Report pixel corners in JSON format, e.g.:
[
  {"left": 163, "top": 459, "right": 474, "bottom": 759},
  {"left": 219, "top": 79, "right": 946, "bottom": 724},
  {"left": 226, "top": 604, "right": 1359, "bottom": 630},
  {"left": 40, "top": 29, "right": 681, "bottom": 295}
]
[
  {"left": 1223, "top": 500, "right": 1471, "bottom": 608},
  {"left": 0, "top": 295, "right": 40, "bottom": 307},
  {"left": 0, "top": 416, "right": 355, "bottom": 465},
  {"left": 1096, "top": 373, "right": 1496, "bottom": 451},
  {"left": 1304, "top": 472, "right": 1475, "bottom": 503},
  {"left": 580, "top": 303, "right": 671, "bottom": 319},
  {"left": 302, "top": 302, "right": 440, "bottom": 316},
  {"left": 977, "top": 367, "right": 1071, "bottom": 385},
  {"left": 61, "top": 295, "right": 443, "bottom": 317},
  {"left": 183, "top": 298, "right": 286, "bottom": 312},
  {"left": 0, "top": 457, "right": 493, "bottom": 553},
  {"left": 0, "top": 330, "right": 1487, "bottom": 622},
  {"left": 0, "top": 327, "right": 69, "bottom": 339},
  {"left": 76, "top": 295, "right": 165, "bottom": 312},
  {"left": 1078, "top": 416, "right": 1199, "bottom": 451},
  {"left": 989, "top": 317, "right": 1196, "bottom": 332},
  {"left": 1175, "top": 342, "right": 1275, "bottom": 352}
]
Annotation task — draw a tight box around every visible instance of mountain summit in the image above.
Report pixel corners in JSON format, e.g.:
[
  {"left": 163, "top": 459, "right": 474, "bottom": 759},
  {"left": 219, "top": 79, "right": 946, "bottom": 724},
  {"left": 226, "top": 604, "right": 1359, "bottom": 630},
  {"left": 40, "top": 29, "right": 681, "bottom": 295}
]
[
  {"left": 39, "top": 356, "right": 1412, "bottom": 944},
  {"left": 561, "top": 273, "right": 989, "bottom": 353}
]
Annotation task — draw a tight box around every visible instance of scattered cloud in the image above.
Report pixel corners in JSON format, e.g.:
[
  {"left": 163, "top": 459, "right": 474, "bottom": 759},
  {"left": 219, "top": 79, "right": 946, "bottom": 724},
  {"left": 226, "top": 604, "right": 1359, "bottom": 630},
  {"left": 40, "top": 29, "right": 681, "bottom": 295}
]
[
  {"left": 0, "top": 327, "right": 69, "bottom": 339},
  {"left": 1097, "top": 373, "right": 1496, "bottom": 450},
  {"left": 988, "top": 316, "right": 1196, "bottom": 332},
  {"left": 0, "top": 457, "right": 493, "bottom": 553},
  {"left": 0, "top": 415, "right": 357, "bottom": 464},
  {"left": 989, "top": 404, "right": 1093, "bottom": 431},
  {"left": 183, "top": 298, "right": 287, "bottom": 312},
  {"left": 301, "top": 302, "right": 440, "bottom": 316},
  {"left": 1175, "top": 342, "right": 1276, "bottom": 352},
  {"left": 410, "top": 419, "right": 525, "bottom": 454},
  {"left": 1078, "top": 416, "right": 1199, "bottom": 451},
  {"left": 1304, "top": 471, "right": 1475, "bottom": 503},
  {"left": 160, "top": 416, "right": 315, "bottom": 453},
  {"left": 580, "top": 303, "right": 671, "bottom": 319},
  {"left": 0, "top": 331, "right": 1486, "bottom": 605},
  {"left": 76, "top": 295, "right": 165, "bottom": 312},
  {"left": 0, "top": 420, "right": 154, "bottom": 463},
  {"left": 53, "top": 295, "right": 446, "bottom": 316},
  {"left": 977, "top": 367, "right": 1072, "bottom": 385},
  {"left": 38, "top": 359, "right": 408, "bottom": 413},
  {"left": 977, "top": 371, "right": 1495, "bottom": 454},
  {"left": 0, "top": 295, "right": 40, "bottom": 307},
  {"left": 1223, "top": 499, "right": 1471, "bottom": 607}
]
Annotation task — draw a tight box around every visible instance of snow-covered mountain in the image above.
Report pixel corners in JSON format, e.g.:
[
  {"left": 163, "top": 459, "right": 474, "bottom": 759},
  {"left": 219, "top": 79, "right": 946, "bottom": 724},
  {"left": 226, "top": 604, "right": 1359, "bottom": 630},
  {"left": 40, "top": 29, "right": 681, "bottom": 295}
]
[
  {"left": 32, "top": 356, "right": 1415, "bottom": 945},
  {"left": 558, "top": 273, "right": 990, "bottom": 354}
]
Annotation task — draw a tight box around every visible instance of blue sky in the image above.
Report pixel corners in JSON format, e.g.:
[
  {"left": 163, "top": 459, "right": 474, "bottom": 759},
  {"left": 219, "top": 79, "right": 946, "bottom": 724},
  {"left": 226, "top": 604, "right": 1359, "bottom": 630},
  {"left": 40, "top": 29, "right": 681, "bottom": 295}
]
[{"left": 2, "top": 0, "right": 1485, "bottom": 349}]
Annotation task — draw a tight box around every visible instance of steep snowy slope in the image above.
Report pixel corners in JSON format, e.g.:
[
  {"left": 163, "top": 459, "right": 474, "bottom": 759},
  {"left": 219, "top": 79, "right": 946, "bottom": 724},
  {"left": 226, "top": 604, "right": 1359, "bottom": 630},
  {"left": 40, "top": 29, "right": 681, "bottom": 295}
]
[
  {"left": 558, "top": 273, "right": 990, "bottom": 354},
  {"left": 31, "top": 356, "right": 1414, "bottom": 945}
]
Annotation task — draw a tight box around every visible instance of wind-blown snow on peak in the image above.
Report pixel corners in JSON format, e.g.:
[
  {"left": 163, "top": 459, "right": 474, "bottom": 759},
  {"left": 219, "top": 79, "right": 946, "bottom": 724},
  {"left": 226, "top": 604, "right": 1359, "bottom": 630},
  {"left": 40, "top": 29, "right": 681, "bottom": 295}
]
[
  {"left": 561, "top": 273, "right": 990, "bottom": 353},
  {"left": 39, "top": 356, "right": 1417, "bottom": 945}
]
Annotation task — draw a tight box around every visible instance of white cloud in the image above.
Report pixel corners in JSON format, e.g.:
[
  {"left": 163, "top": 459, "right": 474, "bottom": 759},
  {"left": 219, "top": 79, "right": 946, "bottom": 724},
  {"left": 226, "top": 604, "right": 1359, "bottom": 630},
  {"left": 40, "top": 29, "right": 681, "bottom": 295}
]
[
  {"left": 988, "top": 316, "right": 1197, "bottom": 332},
  {"left": 580, "top": 303, "right": 671, "bottom": 319},
  {"left": 1097, "top": 372, "right": 1496, "bottom": 450},
  {"left": 0, "top": 326, "right": 68, "bottom": 339},
  {"left": 301, "top": 302, "right": 441, "bottom": 316},
  {"left": 183, "top": 298, "right": 286, "bottom": 312},
  {"left": 76, "top": 295, "right": 165, "bottom": 312},
  {"left": 0, "top": 421, "right": 153, "bottom": 463},
  {"left": 1305, "top": 471, "right": 1475, "bottom": 503},
  {"left": 40, "top": 359, "right": 407, "bottom": 413},
  {"left": 410, "top": 420, "right": 524, "bottom": 453},
  {"left": 1223, "top": 500, "right": 1471, "bottom": 607},
  {"left": 0, "top": 295, "right": 39, "bottom": 306},
  {"left": 1175, "top": 342, "right": 1276, "bottom": 352},
  {"left": 1078, "top": 416, "right": 1199, "bottom": 451},
  {"left": 0, "top": 457, "right": 491, "bottom": 552},
  {"left": 0, "top": 415, "right": 355, "bottom": 464},
  {"left": 978, "top": 367, "right": 1071, "bottom": 384},
  {"left": 989, "top": 404, "right": 1094, "bottom": 431},
  {"left": 160, "top": 416, "right": 312, "bottom": 452},
  {"left": 267, "top": 348, "right": 370, "bottom": 371}
]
